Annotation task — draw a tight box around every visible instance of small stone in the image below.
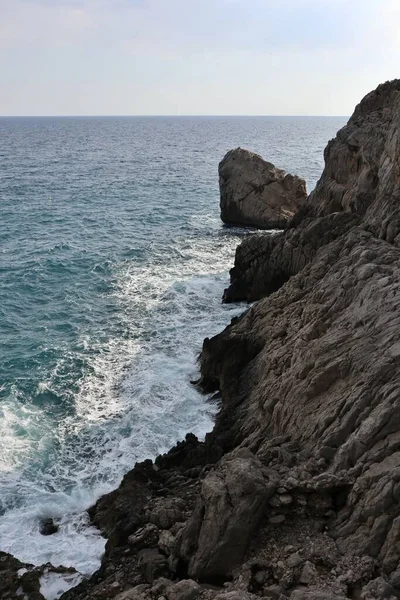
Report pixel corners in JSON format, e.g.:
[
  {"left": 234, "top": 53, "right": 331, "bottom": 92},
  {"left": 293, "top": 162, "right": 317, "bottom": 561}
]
[
  {"left": 286, "top": 477, "right": 299, "bottom": 488},
  {"left": 279, "top": 494, "right": 293, "bottom": 506},
  {"left": 277, "top": 487, "right": 288, "bottom": 494},
  {"left": 254, "top": 570, "right": 268, "bottom": 586},
  {"left": 158, "top": 530, "right": 175, "bottom": 556},
  {"left": 269, "top": 515, "right": 286, "bottom": 524},
  {"left": 263, "top": 585, "right": 283, "bottom": 599},
  {"left": 269, "top": 496, "right": 282, "bottom": 508},
  {"left": 111, "top": 581, "right": 121, "bottom": 589},
  {"left": 299, "top": 561, "right": 318, "bottom": 584},
  {"left": 287, "top": 553, "right": 302, "bottom": 568}
]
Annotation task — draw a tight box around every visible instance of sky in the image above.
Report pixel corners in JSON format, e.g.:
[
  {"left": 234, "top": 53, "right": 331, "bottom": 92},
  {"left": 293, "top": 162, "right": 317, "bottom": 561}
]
[{"left": 0, "top": 0, "right": 399, "bottom": 116}]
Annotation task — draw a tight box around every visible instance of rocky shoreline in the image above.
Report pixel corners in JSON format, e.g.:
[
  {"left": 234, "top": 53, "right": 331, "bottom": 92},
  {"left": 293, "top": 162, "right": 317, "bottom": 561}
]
[{"left": 4, "top": 79, "right": 400, "bottom": 600}]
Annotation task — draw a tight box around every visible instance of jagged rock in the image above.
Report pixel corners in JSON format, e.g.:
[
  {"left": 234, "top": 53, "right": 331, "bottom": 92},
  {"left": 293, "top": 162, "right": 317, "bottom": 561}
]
[
  {"left": 128, "top": 523, "right": 159, "bottom": 549},
  {"left": 0, "top": 552, "right": 45, "bottom": 600},
  {"left": 146, "top": 498, "right": 186, "bottom": 529},
  {"left": 360, "top": 577, "right": 398, "bottom": 600},
  {"left": 223, "top": 212, "right": 360, "bottom": 302},
  {"left": 308, "top": 80, "right": 400, "bottom": 240},
  {"left": 88, "top": 459, "right": 158, "bottom": 542},
  {"left": 178, "top": 451, "right": 275, "bottom": 581},
  {"left": 158, "top": 529, "right": 176, "bottom": 556},
  {"left": 299, "top": 561, "right": 318, "bottom": 585},
  {"left": 219, "top": 148, "right": 307, "bottom": 229}
]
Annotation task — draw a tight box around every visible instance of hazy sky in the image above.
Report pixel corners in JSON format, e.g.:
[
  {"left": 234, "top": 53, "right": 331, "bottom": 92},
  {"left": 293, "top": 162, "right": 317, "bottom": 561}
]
[{"left": 1, "top": 0, "right": 399, "bottom": 116}]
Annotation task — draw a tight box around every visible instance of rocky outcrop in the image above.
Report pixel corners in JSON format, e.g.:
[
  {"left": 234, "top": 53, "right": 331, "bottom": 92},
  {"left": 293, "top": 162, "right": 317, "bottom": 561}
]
[
  {"left": 222, "top": 212, "right": 360, "bottom": 302},
  {"left": 219, "top": 148, "right": 307, "bottom": 229},
  {"left": 308, "top": 79, "right": 400, "bottom": 239},
  {"left": 0, "top": 552, "right": 78, "bottom": 600},
  {"left": 224, "top": 79, "right": 400, "bottom": 302},
  {"left": 178, "top": 450, "right": 276, "bottom": 581}
]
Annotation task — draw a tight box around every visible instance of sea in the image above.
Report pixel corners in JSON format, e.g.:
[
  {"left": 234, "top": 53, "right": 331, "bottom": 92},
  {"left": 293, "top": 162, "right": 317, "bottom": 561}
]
[{"left": 0, "top": 115, "right": 346, "bottom": 596}]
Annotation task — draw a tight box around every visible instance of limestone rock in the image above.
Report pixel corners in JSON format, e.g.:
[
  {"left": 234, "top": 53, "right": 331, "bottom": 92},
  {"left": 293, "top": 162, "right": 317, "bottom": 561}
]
[
  {"left": 219, "top": 148, "right": 307, "bottom": 229},
  {"left": 308, "top": 79, "right": 400, "bottom": 240},
  {"left": 178, "top": 452, "right": 275, "bottom": 581}
]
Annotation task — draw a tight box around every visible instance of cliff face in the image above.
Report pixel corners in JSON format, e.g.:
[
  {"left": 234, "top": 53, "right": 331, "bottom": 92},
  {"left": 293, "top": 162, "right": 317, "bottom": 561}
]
[
  {"left": 225, "top": 79, "right": 400, "bottom": 303},
  {"left": 309, "top": 79, "right": 400, "bottom": 240},
  {"left": 219, "top": 148, "right": 307, "bottom": 229},
  {"left": 8, "top": 81, "right": 400, "bottom": 600}
]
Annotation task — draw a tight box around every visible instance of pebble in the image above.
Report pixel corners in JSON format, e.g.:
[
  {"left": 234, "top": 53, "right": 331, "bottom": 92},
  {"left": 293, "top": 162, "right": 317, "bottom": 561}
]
[
  {"left": 269, "top": 515, "right": 286, "bottom": 524},
  {"left": 286, "top": 552, "right": 302, "bottom": 568},
  {"left": 279, "top": 494, "right": 293, "bottom": 505}
]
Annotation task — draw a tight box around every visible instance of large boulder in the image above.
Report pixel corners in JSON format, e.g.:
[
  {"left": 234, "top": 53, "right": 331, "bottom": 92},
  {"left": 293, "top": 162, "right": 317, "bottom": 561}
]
[
  {"left": 219, "top": 148, "right": 307, "bottom": 229},
  {"left": 177, "top": 450, "right": 276, "bottom": 581}
]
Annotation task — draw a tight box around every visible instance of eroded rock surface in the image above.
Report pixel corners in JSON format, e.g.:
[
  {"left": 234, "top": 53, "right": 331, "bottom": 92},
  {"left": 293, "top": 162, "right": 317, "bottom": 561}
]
[{"left": 219, "top": 148, "right": 307, "bottom": 229}]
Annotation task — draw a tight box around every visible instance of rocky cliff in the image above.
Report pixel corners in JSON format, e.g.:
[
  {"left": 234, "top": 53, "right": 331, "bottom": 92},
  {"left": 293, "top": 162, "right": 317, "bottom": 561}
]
[
  {"left": 219, "top": 148, "right": 307, "bottom": 229},
  {"left": 6, "top": 80, "right": 400, "bottom": 600}
]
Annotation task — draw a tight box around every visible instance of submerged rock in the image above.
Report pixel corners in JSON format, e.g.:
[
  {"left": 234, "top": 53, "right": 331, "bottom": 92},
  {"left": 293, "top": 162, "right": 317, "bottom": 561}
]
[
  {"left": 39, "top": 517, "right": 59, "bottom": 536},
  {"left": 219, "top": 148, "right": 307, "bottom": 229}
]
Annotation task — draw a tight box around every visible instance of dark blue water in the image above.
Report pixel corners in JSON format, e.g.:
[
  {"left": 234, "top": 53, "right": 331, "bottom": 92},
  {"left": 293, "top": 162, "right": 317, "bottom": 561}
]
[{"left": 0, "top": 116, "right": 346, "bottom": 585}]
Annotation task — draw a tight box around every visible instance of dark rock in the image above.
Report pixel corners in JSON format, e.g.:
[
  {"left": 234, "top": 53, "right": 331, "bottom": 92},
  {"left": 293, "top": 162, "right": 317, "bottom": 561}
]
[
  {"left": 178, "top": 451, "right": 275, "bottom": 581},
  {"left": 137, "top": 548, "right": 169, "bottom": 584},
  {"left": 39, "top": 517, "right": 59, "bottom": 536},
  {"left": 360, "top": 577, "right": 398, "bottom": 599},
  {"left": 219, "top": 148, "right": 307, "bottom": 229},
  {"left": 223, "top": 212, "right": 360, "bottom": 303},
  {"left": 128, "top": 524, "right": 159, "bottom": 550}
]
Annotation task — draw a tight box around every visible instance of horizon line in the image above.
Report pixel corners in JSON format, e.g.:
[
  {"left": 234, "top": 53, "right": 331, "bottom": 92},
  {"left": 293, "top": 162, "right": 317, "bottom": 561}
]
[{"left": 0, "top": 114, "right": 349, "bottom": 119}]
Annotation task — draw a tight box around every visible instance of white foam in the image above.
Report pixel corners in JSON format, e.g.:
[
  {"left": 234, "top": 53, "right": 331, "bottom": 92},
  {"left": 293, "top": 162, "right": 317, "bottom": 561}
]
[
  {"left": 0, "top": 219, "right": 250, "bottom": 597},
  {"left": 40, "top": 571, "right": 83, "bottom": 600}
]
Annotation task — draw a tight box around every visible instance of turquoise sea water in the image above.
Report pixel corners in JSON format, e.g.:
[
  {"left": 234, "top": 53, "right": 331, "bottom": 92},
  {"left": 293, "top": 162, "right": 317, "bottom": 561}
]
[{"left": 0, "top": 116, "right": 346, "bottom": 587}]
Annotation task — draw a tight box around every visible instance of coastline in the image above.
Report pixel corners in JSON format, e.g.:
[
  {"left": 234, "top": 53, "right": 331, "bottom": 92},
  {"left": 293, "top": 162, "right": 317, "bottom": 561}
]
[{"left": 5, "top": 79, "right": 400, "bottom": 600}]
